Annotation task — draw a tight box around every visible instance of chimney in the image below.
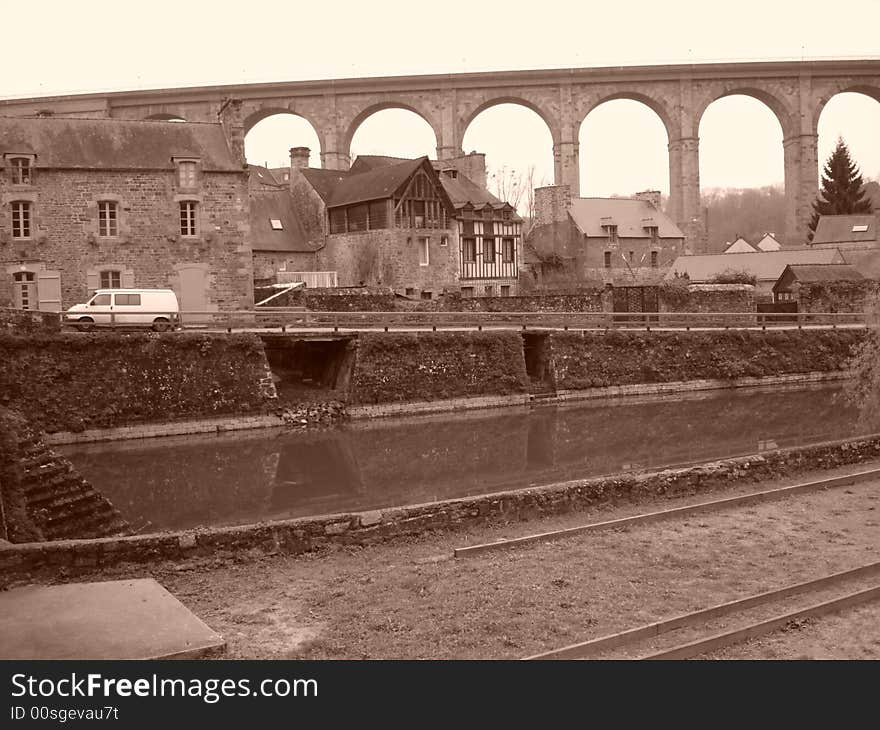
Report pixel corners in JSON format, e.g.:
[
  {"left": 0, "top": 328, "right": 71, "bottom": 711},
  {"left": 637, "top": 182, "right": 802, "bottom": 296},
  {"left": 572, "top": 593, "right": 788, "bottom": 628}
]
[
  {"left": 634, "top": 190, "right": 662, "bottom": 210},
  {"left": 290, "top": 147, "right": 310, "bottom": 170}
]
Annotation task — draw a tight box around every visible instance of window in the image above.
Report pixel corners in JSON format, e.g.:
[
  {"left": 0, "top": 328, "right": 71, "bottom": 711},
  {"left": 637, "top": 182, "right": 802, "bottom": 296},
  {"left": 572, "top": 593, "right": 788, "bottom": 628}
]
[
  {"left": 178, "top": 161, "right": 198, "bottom": 188},
  {"left": 484, "top": 285, "right": 494, "bottom": 296},
  {"left": 462, "top": 237, "right": 476, "bottom": 263},
  {"left": 604, "top": 224, "right": 618, "bottom": 243},
  {"left": 502, "top": 209, "right": 511, "bottom": 220},
  {"left": 500, "top": 285, "right": 511, "bottom": 297},
  {"left": 11, "top": 202, "right": 31, "bottom": 239},
  {"left": 114, "top": 293, "right": 141, "bottom": 306},
  {"left": 405, "top": 287, "right": 416, "bottom": 297},
  {"left": 628, "top": 251, "right": 634, "bottom": 262},
  {"left": 604, "top": 251, "right": 612, "bottom": 268},
  {"left": 98, "top": 201, "right": 118, "bottom": 237},
  {"left": 91, "top": 293, "right": 111, "bottom": 305},
  {"left": 502, "top": 238, "right": 515, "bottom": 263},
  {"left": 853, "top": 225, "right": 869, "bottom": 233},
  {"left": 179, "top": 201, "right": 197, "bottom": 237},
  {"left": 270, "top": 219, "right": 283, "bottom": 231},
  {"left": 483, "top": 238, "right": 496, "bottom": 264},
  {"left": 440, "top": 235, "right": 448, "bottom": 247},
  {"left": 420, "top": 291, "right": 432, "bottom": 300},
  {"left": 460, "top": 286, "right": 474, "bottom": 298},
  {"left": 13, "top": 271, "right": 35, "bottom": 310},
  {"left": 651, "top": 251, "right": 659, "bottom": 268},
  {"left": 10, "top": 157, "right": 31, "bottom": 185},
  {"left": 99, "top": 270, "right": 121, "bottom": 288},
  {"left": 418, "top": 237, "right": 430, "bottom": 266}
]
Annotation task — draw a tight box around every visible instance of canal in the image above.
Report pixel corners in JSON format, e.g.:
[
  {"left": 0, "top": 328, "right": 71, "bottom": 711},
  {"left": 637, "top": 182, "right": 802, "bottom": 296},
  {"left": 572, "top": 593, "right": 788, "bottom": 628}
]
[{"left": 59, "top": 383, "right": 864, "bottom": 533}]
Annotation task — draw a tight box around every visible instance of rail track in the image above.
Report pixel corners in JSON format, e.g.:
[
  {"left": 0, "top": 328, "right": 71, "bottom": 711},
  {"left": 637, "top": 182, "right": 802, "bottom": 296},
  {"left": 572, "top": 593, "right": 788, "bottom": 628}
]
[
  {"left": 453, "top": 466, "right": 880, "bottom": 558},
  {"left": 524, "top": 559, "right": 880, "bottom": 660}
]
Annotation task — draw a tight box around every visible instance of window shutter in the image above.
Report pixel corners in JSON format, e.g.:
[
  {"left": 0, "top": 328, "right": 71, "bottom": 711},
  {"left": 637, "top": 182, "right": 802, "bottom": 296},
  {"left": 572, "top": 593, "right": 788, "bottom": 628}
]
[
  {"left": 122, "top": 269, "right": 135, "bottom": 288},
  {"left": 37, "top": 270, "right": 62, "bottom": 312},
  {"left": 86, "top": 271, "right": 99, "bottom": 292}
]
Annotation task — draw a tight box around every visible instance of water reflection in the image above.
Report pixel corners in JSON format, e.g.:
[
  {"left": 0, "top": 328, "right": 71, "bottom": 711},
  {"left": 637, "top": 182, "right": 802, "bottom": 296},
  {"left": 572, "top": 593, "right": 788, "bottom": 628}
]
[{"left": 59, "top": 384, "right": 862, "bottom": 532}]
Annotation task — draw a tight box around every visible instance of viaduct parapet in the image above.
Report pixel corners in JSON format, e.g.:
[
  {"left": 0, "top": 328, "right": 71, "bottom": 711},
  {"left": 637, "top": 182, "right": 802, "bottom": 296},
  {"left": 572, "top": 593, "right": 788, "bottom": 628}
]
[{"left": 2, "top": 59, "right": 879, "bottom": 250}]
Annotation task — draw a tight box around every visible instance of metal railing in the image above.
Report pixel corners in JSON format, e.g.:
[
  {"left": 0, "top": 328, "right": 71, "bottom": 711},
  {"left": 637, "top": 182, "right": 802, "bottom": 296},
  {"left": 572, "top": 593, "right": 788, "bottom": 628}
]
[{"left": 59, "top": 309, "right": 870, "bottom": 333}]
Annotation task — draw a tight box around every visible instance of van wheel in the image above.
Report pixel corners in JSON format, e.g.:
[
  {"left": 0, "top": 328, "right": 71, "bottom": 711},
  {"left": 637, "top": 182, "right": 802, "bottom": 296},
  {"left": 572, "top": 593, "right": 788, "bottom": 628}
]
[
  {"left": 77, "top": 317, "right": 94, "bottom": 332},
  {"left": 152, "top": 317, "right": 171, "bottom": 332}
]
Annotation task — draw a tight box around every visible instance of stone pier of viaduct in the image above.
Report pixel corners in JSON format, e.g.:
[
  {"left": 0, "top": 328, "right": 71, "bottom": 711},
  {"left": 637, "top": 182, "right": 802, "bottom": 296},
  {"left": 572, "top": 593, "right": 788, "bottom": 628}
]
[{"left": 1, "top": 59, "right": 878, "bottom": 250}]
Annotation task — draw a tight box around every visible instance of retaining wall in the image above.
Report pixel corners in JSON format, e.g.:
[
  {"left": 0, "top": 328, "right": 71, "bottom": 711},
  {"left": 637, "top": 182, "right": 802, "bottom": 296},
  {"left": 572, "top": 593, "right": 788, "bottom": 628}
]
[
  {"left": 348, "top": 331, "right": 530, "bottom": 405},
  {"left": 547, "top": 329, "right": 863, "bottom": 390},
  {"left": 4, "top": 433, "right": 880, "bottom": 584},
  {"left": 0, "top": 332, "right": 278, "bottom": 433}
]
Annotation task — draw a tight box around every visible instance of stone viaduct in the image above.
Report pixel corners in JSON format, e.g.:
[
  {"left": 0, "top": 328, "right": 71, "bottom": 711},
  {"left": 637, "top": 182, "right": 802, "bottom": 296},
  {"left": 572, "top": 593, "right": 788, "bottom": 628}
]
[{"left": 2, "top": 59, "right": 878, "bottom": 249}]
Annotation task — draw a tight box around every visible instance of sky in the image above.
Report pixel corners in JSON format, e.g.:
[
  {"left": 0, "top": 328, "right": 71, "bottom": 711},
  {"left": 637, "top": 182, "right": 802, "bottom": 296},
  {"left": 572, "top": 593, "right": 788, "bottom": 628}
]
[{"left": 2, "top": 0, "right": 879, "bottom": 202}]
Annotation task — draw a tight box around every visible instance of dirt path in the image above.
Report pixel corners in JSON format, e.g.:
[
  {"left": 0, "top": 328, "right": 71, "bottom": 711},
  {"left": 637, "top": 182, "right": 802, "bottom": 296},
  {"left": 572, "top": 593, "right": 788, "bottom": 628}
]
[{"left": 61, "top": 461, "right": 880, "bottom": 660}]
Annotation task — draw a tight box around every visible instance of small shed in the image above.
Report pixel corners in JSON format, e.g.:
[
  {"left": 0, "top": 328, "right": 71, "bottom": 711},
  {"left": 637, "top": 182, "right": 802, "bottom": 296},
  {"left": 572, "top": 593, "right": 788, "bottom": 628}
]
[{"left": 772, "top": 263, "right": 865, "bottom": 303}]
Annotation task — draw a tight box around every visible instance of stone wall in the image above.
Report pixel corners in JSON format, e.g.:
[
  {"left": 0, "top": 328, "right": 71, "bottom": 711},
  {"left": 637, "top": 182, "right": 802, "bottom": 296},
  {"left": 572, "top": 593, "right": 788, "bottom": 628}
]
[
  {"left": 659, "top": 283, "right": 755, "bottom": 313},
  {"left": 0, "top": 168, "right": 253, "bottom": 312},
  {"left": 0, "top": 332, "right": 277, "bottom": 433},
  {"left": 5, "top": 433, "right": 880, "bottom": 583},
  {"left": 318, "top": 228, "right": 458, "bottom": 292},
  {"left": 349, "top": 331, "right": 530, "bottom": 405},
  {"left": 797, "top": 280, "right": 880, "bottom": 314},
  {"left": 442, "top": 290, "right": 608, "bottom": 312},
  {"left": 547, "top": 329, "right": 863, "bottom": 390},
  {"left": 0, "top": 307, "right": 61, "bottom": 333}
]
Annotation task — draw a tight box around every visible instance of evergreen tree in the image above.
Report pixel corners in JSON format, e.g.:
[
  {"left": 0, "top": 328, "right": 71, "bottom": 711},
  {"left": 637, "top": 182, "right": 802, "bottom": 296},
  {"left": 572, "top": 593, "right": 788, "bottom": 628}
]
[{"left": 808, "top": 137, "right": 873, "bottom": 241}]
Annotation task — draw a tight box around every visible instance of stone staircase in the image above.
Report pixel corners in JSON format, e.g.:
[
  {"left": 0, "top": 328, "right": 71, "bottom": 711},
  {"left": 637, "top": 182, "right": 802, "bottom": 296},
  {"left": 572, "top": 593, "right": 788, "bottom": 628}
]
[{"left": 16, "top": 429, "right": 130, "bottom": 541}]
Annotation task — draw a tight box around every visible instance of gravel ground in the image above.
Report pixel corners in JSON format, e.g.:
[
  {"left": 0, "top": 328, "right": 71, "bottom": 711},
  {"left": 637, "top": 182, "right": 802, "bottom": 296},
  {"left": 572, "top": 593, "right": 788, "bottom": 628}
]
[{"left": 57, "top": 460, "right": 880, "bottom": 660}]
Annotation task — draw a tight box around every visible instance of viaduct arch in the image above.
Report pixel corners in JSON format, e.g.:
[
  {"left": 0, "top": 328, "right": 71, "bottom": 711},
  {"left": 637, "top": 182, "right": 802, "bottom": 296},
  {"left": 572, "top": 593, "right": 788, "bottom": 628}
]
[{"left": 2, "top": 59, "right": 878, "bottom": 249}]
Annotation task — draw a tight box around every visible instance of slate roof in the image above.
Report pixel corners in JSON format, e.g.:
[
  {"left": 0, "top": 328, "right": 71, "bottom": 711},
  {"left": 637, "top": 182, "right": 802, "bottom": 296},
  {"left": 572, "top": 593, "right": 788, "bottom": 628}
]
[
  {"left": 666, "top": 248, "right": 845, "bottom": 282},
  {"left": 724, "top": 238, "right": 757, "bottom": 253},
  {"left": 778, "top": 264, "right": 865, "bottom": 283},
  {"left": 249, "top": 190, "right": 318, "bottom": 253},
  {"left": 568, "top": 198, "right": 684, "bottom": 239},
  {"left": 299, "top": 168, "right": 351, "bottom": 203},
  {"left": 0, "top": 116, "right": 242, "bottom": 171},
  {"left": 756, "top": 233, "right": 781, "bottom": 251},
  {"left": 326, "top": 157, "right": 429, "bottom": 208},
  {"left": 248, "top": 164, "right": 282, "bottom": 186},
  {"left": 812, "top": 215, "right": 877, "bottom": 245}
]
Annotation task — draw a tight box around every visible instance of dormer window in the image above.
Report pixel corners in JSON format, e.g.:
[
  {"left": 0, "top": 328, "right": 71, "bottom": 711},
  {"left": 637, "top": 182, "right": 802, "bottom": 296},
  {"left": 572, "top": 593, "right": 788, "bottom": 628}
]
[
  {"left": 10, "top": 157, "right": 31, "bottom": 185},
  {"left": 603, "top": 224, "right": 618, "bottom": 243},
  {"left": 6, "top": 155, "right": 35, "bottom": 185},
  {"left": 174, "top": 158, "right": 199, "bottom": 189}
]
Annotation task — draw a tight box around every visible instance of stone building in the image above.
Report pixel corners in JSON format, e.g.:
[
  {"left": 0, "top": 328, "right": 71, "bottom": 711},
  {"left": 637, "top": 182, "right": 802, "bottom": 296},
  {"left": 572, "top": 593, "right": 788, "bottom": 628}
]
[
  {"left": 0, "top": 114, "right": 253, "bottom": 313},
  {"left": 526, "top": 185, "right": 685, "bottom": 285},
  {"left": 280, "top": 149, "right": 522, "bottom": 297}
]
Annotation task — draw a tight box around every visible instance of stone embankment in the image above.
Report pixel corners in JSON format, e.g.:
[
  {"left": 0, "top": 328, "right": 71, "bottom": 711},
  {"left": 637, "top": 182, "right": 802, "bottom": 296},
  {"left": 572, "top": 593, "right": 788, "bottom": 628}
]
[{"left": 2, "top": 432, "right": 880, "bottom": 584}]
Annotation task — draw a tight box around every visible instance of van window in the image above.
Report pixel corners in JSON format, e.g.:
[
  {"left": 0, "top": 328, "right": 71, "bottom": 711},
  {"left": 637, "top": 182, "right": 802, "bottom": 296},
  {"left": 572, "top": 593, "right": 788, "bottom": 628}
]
[
  {"left": 115, "top": 293, "right": 141, "bottom": 306},
  {"left": 91, "top": 294, "right": 111, "bottom": 306}
]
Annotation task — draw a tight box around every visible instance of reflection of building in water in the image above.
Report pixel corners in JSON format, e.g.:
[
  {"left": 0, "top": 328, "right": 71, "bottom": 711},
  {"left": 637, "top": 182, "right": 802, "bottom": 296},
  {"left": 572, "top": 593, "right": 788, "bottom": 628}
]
[{"left": 272, "top": 437, "right": 363, "bottom": 509}]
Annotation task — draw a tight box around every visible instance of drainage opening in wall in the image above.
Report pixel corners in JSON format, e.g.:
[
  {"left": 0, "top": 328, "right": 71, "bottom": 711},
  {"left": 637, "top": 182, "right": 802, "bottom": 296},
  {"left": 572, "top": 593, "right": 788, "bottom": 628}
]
[
  {"left": 261, "top": 336, "right": 356, "bottom": 404},
  {"left": 522, "top": 332, "right": 556, "bottom": 396}
]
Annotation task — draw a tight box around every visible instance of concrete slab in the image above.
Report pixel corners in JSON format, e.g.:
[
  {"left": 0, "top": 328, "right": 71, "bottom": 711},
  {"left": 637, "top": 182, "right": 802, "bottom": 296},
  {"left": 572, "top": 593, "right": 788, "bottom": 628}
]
[{"left": 0, "top": 578, "right": 225, "bottom": 659}]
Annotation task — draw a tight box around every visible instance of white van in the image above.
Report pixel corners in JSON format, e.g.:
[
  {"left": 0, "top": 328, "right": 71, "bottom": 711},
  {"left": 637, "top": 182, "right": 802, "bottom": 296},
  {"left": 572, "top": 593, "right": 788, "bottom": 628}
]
[{"left": 65, "top": 289, "right": 180, "bottom": 332}]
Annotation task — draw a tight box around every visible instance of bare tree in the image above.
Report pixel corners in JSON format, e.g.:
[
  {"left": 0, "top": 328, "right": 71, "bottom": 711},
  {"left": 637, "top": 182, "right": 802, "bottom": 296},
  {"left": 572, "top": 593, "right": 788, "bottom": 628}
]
[
  {"left": 488, "top": 163, "right": 548, "bottom": 231},
  {"left": 488, "top": 165, "right": 525, "bottom": 211}
]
